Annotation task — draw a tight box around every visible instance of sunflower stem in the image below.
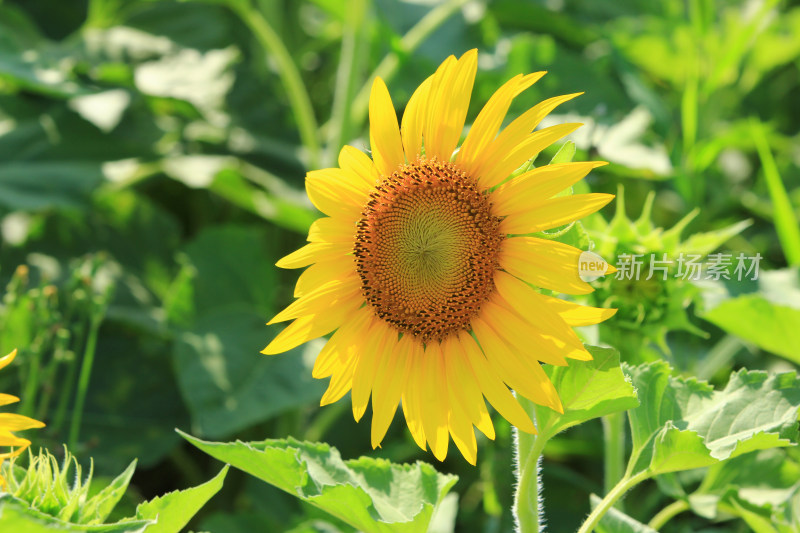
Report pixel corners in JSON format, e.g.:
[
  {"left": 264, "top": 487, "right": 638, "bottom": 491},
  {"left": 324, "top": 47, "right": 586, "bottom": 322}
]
[
  {"left": 601, "top": 412, "right": 626, "bottom": 505},
  {"left": 230, "top": 0, "right": 322, "bottom": 169},
  {"left": 513, "top": 397, "right": 546, "bottom": 533}
]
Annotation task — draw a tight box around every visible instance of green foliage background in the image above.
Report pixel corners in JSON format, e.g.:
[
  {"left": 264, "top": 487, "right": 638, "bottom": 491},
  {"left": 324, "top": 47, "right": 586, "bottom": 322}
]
[{"left": 0, "top": 0, "right": 799, "bottom": 531}]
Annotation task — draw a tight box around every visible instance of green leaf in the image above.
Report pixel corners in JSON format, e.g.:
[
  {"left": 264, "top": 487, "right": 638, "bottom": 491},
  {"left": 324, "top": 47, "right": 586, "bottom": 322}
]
[
  {"left": 626, "top": 362, "right": 800, "bottom": 478},
  {"left": 132, "top": 466, "right": 228, "bottom": 533},
  {"left": 536, "top": 346, "right": 639, "bottom": 440},
  {"left": 703, "top": 291, "right": 800, "bottom": 364},
  {"left": 172, "top": 309, "right": 325, "bottom": 438},
  {"left": 589, "top": 494, "right": 657, "bottom": 533},
  {"left": 0, "top": 495, "right": 151, "bottom": 532},
  {"left": 79, "top": 461, "right": 138, "bottom": 525},
  {"left": 181, "top": 225, "right": 276, "bottom": 316},
  {"left": 179, "top": 432, "right": 458, "bottom": 533},
  {"left": 0, "top": 161, "right": 104, "bottom": 210},
  {"left": 721, "top": 451, "right": 800, "bottom": 508}
]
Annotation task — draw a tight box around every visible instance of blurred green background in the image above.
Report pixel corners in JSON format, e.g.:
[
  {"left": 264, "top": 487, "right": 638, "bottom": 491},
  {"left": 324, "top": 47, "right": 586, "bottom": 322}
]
[{"left": 0, "top": 0, "right": 798, "bottom": 531}]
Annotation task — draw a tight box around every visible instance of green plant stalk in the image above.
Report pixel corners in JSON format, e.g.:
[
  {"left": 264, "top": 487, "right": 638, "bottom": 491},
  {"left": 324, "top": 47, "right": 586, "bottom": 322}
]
[
  {"left": 648, "top": 499, "right": 690, "bottom": 530},
  {"left": 67, "top": 307, "right": 104, "bottom": 450},
  {"left": 230, "top": 1, "right": 321, "bottom": 169},
  {"left": 750, "top": 118, "right": 800, "bottom": 266},
  {"left": 19, "top": 340, "right": 44, "bottom": 418},
  {"left": 351, "top": 0, "right": 470, "bottom": 127},
  {"left": 513, "top": 397, "right": 546, "bottom": 533},
  {"left": 326, "top": 0, "right": 369, "bottom": 166},
  {"left": 51, "top": 327, "right": 85, "bottom": 436},
  {"left": 679, "top": 57, "right": 699, "bottom": 203},
  {"left": 601, "top": 412, "right": 625, "bottom": 503},
  {"left": 576, "top": 470, "right": 649, "bottom": 533}
]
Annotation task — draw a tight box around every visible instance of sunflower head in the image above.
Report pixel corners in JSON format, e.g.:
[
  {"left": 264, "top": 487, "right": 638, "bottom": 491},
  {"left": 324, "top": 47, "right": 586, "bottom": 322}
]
[{"left": 264, "top": 50, "right": 615, "bottom": 464}]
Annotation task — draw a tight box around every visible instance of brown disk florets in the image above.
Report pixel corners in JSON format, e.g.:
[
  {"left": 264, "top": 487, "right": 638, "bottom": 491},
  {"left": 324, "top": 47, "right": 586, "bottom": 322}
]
[{"left": 353, "top": 159, "right": 503, "bottom": 342}]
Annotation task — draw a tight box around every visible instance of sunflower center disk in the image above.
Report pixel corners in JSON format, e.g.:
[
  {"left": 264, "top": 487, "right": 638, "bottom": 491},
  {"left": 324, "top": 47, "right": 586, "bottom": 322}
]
[{"left": 354, "top": 159, "right": 503, "bottom": 342}]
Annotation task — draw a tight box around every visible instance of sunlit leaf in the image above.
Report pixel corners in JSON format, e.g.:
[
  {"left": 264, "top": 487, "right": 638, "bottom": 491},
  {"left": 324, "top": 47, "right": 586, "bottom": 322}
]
[
  {"left": 180, "top": 432, "right": 458, "bottom": 533},
  {"left": 536, "top": 346, "right": 639, "bottom": 440},
  {"left": 626, "top": 362, "right": 800, "bottom": 477},
  {"left": 132, "top": 466, "right": 228, "bottom": 533}
]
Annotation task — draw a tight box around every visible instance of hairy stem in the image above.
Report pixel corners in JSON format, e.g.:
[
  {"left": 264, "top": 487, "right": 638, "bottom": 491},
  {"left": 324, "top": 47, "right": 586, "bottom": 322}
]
[{"left": 513, "top": 398, "right": 546, "bottom": 532}]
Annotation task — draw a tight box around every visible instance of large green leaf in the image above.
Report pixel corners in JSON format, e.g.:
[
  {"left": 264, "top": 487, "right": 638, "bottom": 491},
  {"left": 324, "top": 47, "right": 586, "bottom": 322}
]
[
  {"left": 132, "top": 465, "right": 228, "bottom": 533},
  {"left": 683, "top": 449, "right": 800, "bottom": 525},
  {"left": 536, "top": 346, "right": 639, "bottom": 440},
  {"left": 0, "top": 161, "right": 104, "bottom": 211},
  {"left": 180, "top": 432, "right": 458, "bottom": 533},
  {"left": 701, "top": 268, "right": 800, "bottom": 364},
  {"left": 626, "top": 362, "right": 800, "bottom": 477},
  {"left": 173, "top": 308, "right": 325, "bottom": 438},
  {"left": 83, "top": 330, "right": 190, "bottom": 472},
  {"left": 180, "top": 225, "right": 276, "bottom": 316},
  {"left": 704, "top": 295, "right": 800, "bottom": 364},
  {"left": 173, "top": 224, "right": 325, "bottom": 437}
]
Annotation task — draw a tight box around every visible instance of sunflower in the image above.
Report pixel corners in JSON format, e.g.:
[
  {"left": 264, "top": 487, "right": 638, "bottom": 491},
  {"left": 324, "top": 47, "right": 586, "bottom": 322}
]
[
  {"left": 0, "top": 349, "right": 45, "bottom": 486},
  {"left": 263, "top": 50, "right": 616, "bottom": 464}
]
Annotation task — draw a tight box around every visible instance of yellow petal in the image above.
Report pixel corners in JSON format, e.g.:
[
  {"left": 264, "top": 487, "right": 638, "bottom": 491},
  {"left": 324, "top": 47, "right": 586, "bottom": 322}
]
[
  {"left": 262, "top": 298, "right": 360, "bottom": 355},
  {"left": 501, "top": 237, "right": 593, "bottom": 295},
  {"left": 442, "top": 336, "right": 495, "bottom": 440},
  {"left": 401, "top": 76, "right": 433, "bottom": 162},
  {"left": 307, "top": 216, "right": 357, "bottom": 243},
  {"left": 276, "top": 242, "right": 351, "bottom": 269},
  {"left": 0, "top": 433, "right": 30, "bottom": 448},
  {"left": 420, "top": 342, "right": 449, "bottom": 461},
  {"left": 457, "top": 72, "right": 545, "bottom": 174},
  {"left": 0, "top": 413, "right": 45, "bottom": 431},
  {"left": 294, "top": 259, "right": 356, "bottom": 298},
  {"left": 448, "top": 399, "right": 477, "bottom": 465},
  {"left": 426, "top": 50, "right": 477, "bottom": 161},
  {"left": 320, "top": 350, "right": 358, "bottom": 405},
  {"left": 369, "top": 77, "right": 405, "bottom": 176},
  {"left": 492, "top": 162, "right": 608, "bottom": 215},
  {"left": 472, "top": 316, "right": 563, "bottom": 412},
  {"left": 351, "top": 319, "right": 393, "bottom": 422},
  {"left": 0, "top": 350, "right": 16, "bottom": 371},
  {"left": 456, "top": 331, "right": 536, "bottom": 434},
  {"left": 501, "top": 193, "right": 614, "bottom": 234},
  {"left": 421, "top": 55, "right": 457, "bottom": 160},
  {"left": 494, "top": 272, "right": 592, "bottom": 361},
  {"left": 477, "top": 299, "right": 568, "bottom": 367},
  {"left": 402, "top": 346, "right": 428, "bottom": 451},
  {"left": 542, "top": 296, "right": 618, "bottom": 326},
  {"left": 477, "top": 93, "right": 581, "bottom": 173},
  {"left": 477, "top": 123, "right": 583, "bottom": 189},
  {"left": 306, "top": 169, "right": 367, "bottom": 219},
  {"left": 338, "top": 145, "right": 380, "bottom": 188},
  {"left": 370, "top": 335, "right": 413, "bottom": 448},
  {"left": 0, "top": 394, "right": 19, "bottom": 407},
  {"left": 269, "top": 277, "right": 361, "bottom": 324},
  {"left": 312, "top": 307, "right": 372, "bottom": 379}
]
